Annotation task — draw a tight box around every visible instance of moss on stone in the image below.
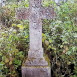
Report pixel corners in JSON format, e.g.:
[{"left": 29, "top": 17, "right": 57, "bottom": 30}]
[{"left": 44, "top": 54, "right": 51, "bottom": 66}]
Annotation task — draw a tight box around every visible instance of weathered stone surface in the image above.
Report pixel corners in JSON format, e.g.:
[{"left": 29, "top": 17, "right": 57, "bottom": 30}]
[
  {"left": 16, "top": 8, "right": 29, "bottom": 20},
  {"left": 30, "top": 0, "right": 41, "bottom": 7},
  {"left": 16, "top": 7, "right": 56, "bottom": 20},
  {"left": 29, "top": 15, "right": 42, "bottom": 52},
  {"left": 28, "top": 48, "right": 43, "bottom": 58},
  {"left": 22, "top": 66, "right": 51, "bottom": 77},
  {"left": 40, "top": 7, "right": 56, "bottom": 19},
  {"left": 16, "top": 0, "right": 55, "bottom": 77},
  {"left": 25, "top": 58, "right": 48, "bottom": 66}
]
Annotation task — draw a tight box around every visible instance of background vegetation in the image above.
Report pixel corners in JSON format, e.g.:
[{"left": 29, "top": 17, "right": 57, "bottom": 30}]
[{"left": 0, "top": 0, "right": 77, "bottom": 77}]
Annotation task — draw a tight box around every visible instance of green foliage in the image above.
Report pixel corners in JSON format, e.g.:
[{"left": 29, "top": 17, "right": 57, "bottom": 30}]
[
  {"left": 42, "top": 0, "right": 77, "bottom": 77},
  {"left": 0, "top": 6, "right": 16, "bottom": 27},
  {"left": 0, "top": 0, "right": 77, "bottom": 77},
  {"left": 0, "top": 0, "right": 29, "bottom": 27},
  {"left": 0, "top": 22, "right": 29, "bottom": 77}
]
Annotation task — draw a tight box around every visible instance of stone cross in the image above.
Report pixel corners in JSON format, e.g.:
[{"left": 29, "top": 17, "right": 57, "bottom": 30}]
[{"left": 16, "top": 0, "right": 55, "bottom": 77}]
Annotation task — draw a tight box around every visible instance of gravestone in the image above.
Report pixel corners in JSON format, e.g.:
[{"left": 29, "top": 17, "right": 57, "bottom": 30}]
[{"left": 16, "top": 0, "right": 55, "bottom": 77}]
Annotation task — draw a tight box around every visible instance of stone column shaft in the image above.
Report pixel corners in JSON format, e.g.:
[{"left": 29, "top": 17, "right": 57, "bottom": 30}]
[{"left": 28, "top": 0, "right": 43, "bottom": 58}]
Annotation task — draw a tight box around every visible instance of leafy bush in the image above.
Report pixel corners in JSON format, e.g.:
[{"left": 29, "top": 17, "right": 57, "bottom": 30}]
[
  {"left": 0, "top": 22, "right": 29, "bottom": 77},
  {"left": 0, "top": 0, "right": 77, "bottom": 77},
  {"left": 0, "top": 7, "right": 15, "bottom": 27},
  {"left": 42, "top": 0, "right": 77, "bottom": 77}
]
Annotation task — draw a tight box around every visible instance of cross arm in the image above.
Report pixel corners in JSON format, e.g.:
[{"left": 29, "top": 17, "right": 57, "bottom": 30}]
[
  {"left": 16, "top": 7, "right": 56, "bottom": 20},
  {"left": 16, "top": 8, "right": 29, "bottom": 20},
  {"left": 40, "top": 7, "right": 56, "bottom": 19}
]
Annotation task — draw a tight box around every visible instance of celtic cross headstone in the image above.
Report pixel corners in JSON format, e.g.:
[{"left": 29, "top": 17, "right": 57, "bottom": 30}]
[{"left": 16, "top": 0, "right": 55, "bottom": 77}]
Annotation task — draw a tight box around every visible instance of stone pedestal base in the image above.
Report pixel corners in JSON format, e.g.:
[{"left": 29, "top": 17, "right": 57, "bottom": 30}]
[
  {"left": 22, "top": 66, "right": 51, "bottom": 77},
  {"left": 24, "top": 57, "right": 48, "bottom": 66},
  {"left": 22, "top": 49, "right": 51, "bottom": 77}
]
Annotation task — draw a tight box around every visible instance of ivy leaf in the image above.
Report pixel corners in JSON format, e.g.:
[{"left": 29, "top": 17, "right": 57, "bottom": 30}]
[
  {"left": 5, "top": 58, "right": 9, "bottom": 63},
  {"left": 17, "top": 24, "right": 24, "bottom": 29}
]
